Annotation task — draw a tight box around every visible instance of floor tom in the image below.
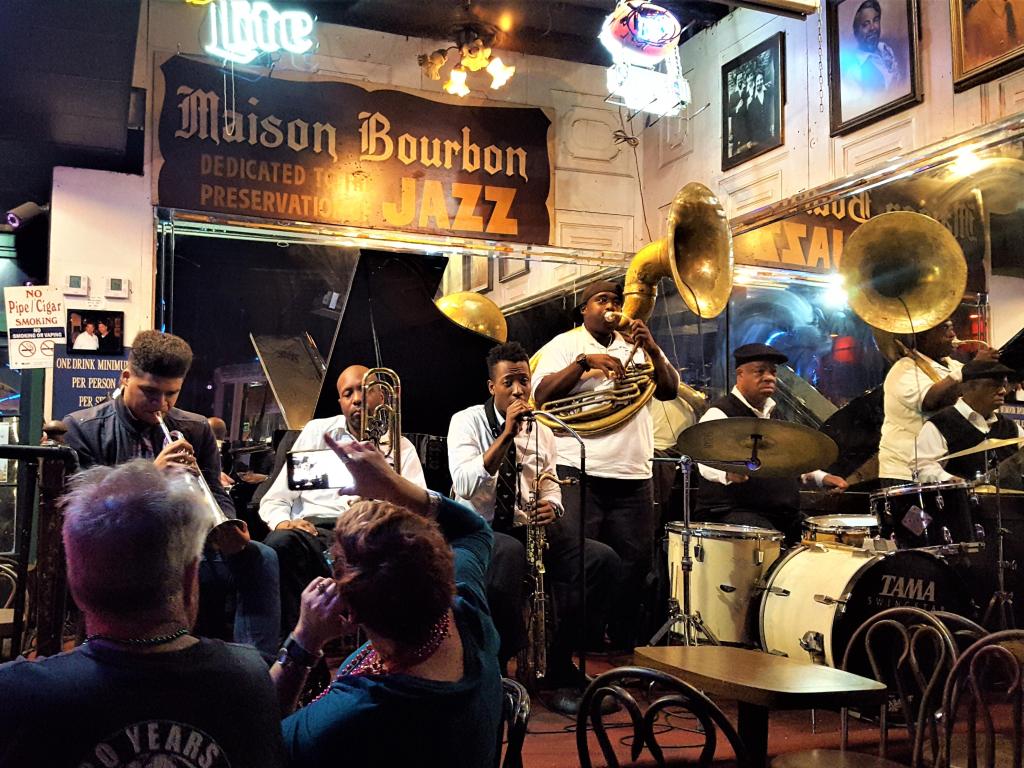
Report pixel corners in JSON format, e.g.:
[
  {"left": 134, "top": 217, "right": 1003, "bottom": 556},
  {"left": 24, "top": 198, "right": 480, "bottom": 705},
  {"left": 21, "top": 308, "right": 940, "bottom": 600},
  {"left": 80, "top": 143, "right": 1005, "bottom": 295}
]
[{"left": 667, "top": 522, "right": 783, "bottom": 645}]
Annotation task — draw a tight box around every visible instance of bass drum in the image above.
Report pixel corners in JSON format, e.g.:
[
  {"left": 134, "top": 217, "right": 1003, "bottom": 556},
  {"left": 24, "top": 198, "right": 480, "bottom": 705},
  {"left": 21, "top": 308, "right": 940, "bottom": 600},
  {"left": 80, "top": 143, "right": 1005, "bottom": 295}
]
[{"left": 760, "top": 544, "right": 969, "bottom": 666}]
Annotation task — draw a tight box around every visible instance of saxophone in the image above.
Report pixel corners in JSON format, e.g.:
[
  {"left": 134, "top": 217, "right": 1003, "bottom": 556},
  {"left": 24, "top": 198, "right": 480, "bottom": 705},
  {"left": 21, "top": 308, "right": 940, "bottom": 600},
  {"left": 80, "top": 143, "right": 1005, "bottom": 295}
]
[{"left": 518, "top": 469, "right": 575, "bottom": 687}]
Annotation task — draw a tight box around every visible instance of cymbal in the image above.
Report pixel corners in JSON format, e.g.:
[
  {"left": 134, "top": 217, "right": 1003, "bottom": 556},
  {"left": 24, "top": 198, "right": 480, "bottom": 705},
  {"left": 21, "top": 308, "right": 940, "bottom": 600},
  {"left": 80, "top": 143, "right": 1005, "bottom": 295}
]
[
  {"left": 938, "top": 435, "right": 1024, "bottom": 462},
  {"left": 677, "top": 417, "right": 839, "bottom": 478}
]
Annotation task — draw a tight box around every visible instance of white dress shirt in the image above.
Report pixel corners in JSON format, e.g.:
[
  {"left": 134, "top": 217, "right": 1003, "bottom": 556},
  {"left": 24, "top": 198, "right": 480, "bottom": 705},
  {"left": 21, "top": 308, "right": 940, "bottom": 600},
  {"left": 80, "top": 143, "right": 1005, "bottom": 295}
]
[
  {"left": 879, "top": 354, "right": 964, "bottom": 481},
  {"left": 448, "top": 403, "right": 562, "bottom": 524},
  {"left": 258, "top": 413, "right": 425, "bottom": 530},
  {"left": 697, "top": 387, "right": 827, "bottom": 487},
  {"left": 73, "top": 332, "right": 99, "bottom": 351},
  {"left": 532, "top": 326, "right": 653, "bottom": 479},
  {"left": 914, "top": 398, "right": 1024, "bottom": 483}
]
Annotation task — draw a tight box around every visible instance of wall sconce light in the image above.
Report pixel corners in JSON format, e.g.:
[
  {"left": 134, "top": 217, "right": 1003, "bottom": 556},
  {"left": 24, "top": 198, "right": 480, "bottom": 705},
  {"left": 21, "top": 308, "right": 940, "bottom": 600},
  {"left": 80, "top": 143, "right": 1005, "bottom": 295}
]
[{"left": 418, "top": 23, "right": 515, "bottom": 97}]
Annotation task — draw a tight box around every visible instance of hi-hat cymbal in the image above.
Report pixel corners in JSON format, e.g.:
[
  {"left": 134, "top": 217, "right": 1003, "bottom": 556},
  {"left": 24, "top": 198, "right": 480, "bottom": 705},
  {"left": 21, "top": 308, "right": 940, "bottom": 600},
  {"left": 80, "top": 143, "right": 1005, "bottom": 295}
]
[
  {"left": 677, "top": 417, "right": 838, "bottom": 478},
  {"left": 938, "top": 435, "right": 1024, "bottom": 462}
]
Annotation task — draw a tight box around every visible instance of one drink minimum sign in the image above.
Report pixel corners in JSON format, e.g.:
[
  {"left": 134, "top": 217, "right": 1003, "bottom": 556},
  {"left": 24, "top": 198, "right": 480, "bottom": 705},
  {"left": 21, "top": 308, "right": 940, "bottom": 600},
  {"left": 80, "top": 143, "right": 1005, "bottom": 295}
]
[{"left": 4, "top": 286, "right": 66, "bottom": 369}]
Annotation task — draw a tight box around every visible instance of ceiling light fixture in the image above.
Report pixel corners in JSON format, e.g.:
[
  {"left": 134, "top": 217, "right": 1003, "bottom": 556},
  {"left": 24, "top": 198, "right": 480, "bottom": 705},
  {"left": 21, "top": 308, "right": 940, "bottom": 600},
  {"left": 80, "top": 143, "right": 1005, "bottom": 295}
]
[
  {"left": 419, "top": 22, "right": 515, "bottom": 97},
  {"left": 600, "top": 1, "right": 690, "bottom": 118}
]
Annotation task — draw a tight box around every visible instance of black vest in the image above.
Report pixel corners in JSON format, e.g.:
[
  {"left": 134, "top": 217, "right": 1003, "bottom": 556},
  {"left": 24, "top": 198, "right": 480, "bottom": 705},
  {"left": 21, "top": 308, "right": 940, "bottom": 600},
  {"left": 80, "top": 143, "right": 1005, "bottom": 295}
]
[
  {"left": 927, "top": 406, "right": 1019, "bottom": 480},
  {"left": 694, "top": 393, "right": 801, "bottom": 515}
]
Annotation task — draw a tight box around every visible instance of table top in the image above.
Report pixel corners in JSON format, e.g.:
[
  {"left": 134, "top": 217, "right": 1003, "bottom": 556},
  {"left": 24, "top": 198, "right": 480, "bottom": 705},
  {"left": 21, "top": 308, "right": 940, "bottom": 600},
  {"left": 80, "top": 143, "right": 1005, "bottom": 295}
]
[{"left": 634, "top": 645, "right": 887, "bottom": 710}]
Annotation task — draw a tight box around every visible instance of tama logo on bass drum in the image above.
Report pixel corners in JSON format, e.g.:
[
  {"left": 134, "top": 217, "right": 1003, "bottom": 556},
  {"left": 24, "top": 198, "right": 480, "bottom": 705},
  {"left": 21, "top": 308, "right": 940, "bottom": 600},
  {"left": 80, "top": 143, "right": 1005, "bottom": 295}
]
[{"left": 878, "top": 574, "right": 936, "bottom": 602}]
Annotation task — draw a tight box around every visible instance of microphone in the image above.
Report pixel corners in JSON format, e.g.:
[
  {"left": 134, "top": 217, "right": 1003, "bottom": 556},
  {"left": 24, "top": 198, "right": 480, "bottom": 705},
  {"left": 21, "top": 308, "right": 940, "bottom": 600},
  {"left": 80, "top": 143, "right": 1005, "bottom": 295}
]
[{"left": 521, "top": 411, "right": 535, "bottom": 435}]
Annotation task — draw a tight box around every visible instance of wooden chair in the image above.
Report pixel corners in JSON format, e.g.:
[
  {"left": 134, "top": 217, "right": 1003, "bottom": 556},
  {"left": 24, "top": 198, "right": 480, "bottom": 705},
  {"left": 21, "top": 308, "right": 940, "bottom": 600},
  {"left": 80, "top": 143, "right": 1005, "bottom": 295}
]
[
  {"left": 773, "top": 607, "right": 958, "bottom": 768},
  {"left": 496, "top": 677, "right": 530, "bottom": 768},
  {"left": 576, "top": 666, "right": 752, "bottom": 768},
  {"left": 932, "top": 611, "right": 989, "bottom": 653},
  {"left": 938, "top": 629, "right": 1024, "bottom": 768}
]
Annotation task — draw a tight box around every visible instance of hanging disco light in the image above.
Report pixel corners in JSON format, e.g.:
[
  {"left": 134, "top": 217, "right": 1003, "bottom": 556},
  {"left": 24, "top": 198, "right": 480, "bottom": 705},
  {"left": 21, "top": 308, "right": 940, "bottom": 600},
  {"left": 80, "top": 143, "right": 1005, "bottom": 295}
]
[{"left": 599, "top": 1, "right": 682, "bottom": 67}]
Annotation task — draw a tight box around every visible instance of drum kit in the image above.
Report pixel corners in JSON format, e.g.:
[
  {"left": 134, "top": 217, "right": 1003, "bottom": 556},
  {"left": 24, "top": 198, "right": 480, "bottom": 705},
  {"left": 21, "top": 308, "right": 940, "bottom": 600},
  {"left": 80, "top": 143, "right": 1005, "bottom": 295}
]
[{"left": 652, "top": 419, "right": 1017, "bottom": 667}]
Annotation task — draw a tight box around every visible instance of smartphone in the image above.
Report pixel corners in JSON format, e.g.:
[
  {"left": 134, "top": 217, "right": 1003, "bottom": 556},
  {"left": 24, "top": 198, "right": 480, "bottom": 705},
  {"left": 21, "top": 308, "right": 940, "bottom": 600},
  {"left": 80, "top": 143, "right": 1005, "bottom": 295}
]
[{"left": 287, "top": 444, "right": 355, "bottom": 492}]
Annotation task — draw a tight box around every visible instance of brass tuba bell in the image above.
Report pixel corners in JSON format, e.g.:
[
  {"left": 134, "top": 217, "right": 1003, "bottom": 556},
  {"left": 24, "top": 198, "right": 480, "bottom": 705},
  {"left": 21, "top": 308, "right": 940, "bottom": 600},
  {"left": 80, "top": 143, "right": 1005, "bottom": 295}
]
[
  {"left": 435, "top": 290, "right": 508, "bottom": 342},
  {"left": 534, "top": 182, "right": 733, "bottom": 436},
  {"left": 840, "top": 210, "right": 967, "bottom": 334}
]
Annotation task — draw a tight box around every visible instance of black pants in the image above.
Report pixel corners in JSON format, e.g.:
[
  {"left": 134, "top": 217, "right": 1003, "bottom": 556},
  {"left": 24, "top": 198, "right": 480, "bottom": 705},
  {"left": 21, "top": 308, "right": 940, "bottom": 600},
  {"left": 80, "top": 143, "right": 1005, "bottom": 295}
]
[
  {"left": 263, "top": 524, "right": 334, "bottom": 636},
  {"left": 485, "top": 517, "right": 620, "bottom": 670},
  {"left": 557, "top": 466, "right": 656, "bottom": 650}
]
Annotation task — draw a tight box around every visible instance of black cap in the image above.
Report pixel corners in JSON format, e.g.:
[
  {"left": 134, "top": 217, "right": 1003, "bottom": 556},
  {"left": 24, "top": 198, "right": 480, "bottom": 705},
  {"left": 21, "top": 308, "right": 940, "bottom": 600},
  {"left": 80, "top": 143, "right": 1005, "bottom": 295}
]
[
  {"left": 575, "top": 280, "right": 623, "bottom": 312},
  {"left": 734, "top": 343, "right": 788, "bottom": 366},
  {"left": 962, "top": 360, "right": 1018, "bottom": 382}
]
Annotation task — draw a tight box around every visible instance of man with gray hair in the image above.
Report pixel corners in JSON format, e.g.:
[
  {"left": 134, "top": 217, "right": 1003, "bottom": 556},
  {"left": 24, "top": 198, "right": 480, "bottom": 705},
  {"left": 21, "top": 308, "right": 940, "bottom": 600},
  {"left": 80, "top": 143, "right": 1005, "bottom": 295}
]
[{"left": 0, "top": 460, "right": 287, "bottom": 767}]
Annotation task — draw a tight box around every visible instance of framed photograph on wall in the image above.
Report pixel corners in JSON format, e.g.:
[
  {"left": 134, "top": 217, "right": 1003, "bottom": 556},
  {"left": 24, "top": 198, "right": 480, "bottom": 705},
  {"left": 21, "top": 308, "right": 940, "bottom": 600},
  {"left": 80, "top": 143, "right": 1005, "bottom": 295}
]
[
  {"left": 827, "top": 0, "right": 922, "bottom": 136},
  {"left": 67, "top": 309, "right": 125, "bottom": 356},
  {"left": 952, "top": 0, "right": 1024, "bottom": 91},
  {"left": 498, "top": 257, "right": 530, "bottom": 283},
  {"left": 722, "top": 32, "right": 786, "bottom": 171},
  {"left": 462, "top": 254, "right": 493, "bottom": 294}
]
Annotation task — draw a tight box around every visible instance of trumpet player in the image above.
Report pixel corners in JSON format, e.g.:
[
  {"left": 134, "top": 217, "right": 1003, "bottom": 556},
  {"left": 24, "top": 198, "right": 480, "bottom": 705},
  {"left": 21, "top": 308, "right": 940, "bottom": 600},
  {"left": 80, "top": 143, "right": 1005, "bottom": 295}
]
[
  {"left": 448, "top": 342, "right": 619, "bottom": 715},
  {"left": 62, "top": 330, "right": 281, "bottom": 659},
  {"left": 879, "top": 317, "right": 999, "bottom": 482},
  {"left": 532, "top": 280, "right": 678, "bottom": 652},
  {"left": 260, "top": 364, "right": 426, "bottom": 635}
]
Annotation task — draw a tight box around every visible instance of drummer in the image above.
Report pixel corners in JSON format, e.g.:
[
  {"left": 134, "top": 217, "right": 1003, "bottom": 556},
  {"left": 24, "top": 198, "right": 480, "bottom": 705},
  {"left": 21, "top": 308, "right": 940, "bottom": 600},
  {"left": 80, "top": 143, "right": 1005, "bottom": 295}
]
[
  {"left": 913, "top": 360, "right": 1023, "bottom": 484},
  {"left": 694, "top": 343, "right": 848, "bottom": 544}
]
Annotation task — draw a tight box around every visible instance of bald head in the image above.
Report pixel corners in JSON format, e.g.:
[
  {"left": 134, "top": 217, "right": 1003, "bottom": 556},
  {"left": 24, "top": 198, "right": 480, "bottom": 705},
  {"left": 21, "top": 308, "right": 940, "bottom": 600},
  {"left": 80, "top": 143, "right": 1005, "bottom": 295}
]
[
  {"left": 336, "top": 365, "right": 382, "bottom": 430},
  {"left": 207, "top": 416, "right": 228, "bottom": 441}
]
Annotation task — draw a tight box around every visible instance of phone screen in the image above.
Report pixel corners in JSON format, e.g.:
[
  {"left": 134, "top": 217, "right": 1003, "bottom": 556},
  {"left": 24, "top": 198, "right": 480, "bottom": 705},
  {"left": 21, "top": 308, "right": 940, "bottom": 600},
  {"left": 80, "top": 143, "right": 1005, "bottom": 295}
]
[{"left": 286, "top": 446, "right": 355, "bottom": 492}]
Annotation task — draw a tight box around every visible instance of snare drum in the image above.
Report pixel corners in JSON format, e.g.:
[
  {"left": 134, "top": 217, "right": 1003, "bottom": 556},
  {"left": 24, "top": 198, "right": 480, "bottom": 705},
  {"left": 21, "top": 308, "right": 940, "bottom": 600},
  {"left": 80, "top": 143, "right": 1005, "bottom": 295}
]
[
  {"left": 760, "top": 544, "right": 968, "bottom": 666},
  {"left": 870, "top": 482, "right": 975, "bottom": 548},
  {"left": 802, "top": 515, "right": 880, "bottom": 548},
  {"left": 666, "top": 522, "right": 783, "bottom": 645}
]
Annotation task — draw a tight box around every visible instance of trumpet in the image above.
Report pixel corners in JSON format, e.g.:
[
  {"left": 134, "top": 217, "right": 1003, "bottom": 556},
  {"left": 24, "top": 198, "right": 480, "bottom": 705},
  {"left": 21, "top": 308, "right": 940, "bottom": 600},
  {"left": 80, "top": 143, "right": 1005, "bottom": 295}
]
[
  {"left": 156, "top": 413, "right": 235, "bottom": 532},
  {"left": 952, "top": 337, "right": 993, "bottom": 349},
  {"left": 354, "top": 367, "right": 402, "bottom": 473}
]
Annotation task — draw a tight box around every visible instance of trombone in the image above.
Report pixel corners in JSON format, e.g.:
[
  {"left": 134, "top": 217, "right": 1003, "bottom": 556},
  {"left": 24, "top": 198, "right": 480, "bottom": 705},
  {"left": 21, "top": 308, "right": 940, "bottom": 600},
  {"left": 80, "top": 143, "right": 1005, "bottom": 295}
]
[{"left": 353, "top": 367, "right": 402, "bottom": 473}]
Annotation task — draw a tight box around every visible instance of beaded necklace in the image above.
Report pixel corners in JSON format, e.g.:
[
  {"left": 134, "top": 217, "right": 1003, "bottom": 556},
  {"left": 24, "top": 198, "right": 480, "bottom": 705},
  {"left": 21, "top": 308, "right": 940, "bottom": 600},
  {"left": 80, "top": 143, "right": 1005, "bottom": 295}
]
[
  {"left": 85, "top": 627, "right": 191, "bottom": 647},
  {"left": 338, "top": 612, "right": 451, "bottom": 679}
]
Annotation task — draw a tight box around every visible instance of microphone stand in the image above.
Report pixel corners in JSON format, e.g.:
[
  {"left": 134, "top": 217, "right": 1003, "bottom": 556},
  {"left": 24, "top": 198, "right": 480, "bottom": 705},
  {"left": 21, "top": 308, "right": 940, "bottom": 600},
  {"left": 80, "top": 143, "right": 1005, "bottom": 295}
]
[{"left": 532, "top": 411, "right": 589, "bottom": 680}]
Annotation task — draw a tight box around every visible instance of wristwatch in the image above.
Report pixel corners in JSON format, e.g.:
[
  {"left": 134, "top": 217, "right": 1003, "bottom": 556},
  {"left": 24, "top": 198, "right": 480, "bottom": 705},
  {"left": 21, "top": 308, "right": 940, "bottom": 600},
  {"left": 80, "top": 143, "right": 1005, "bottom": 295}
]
[
  {"left": 425, "top": 489, "right": 443, "bottom": 516},
  {"left": 276, "top": 633, "right": 322, "bottom": 669},
  {"left": 575, "top": 353, "right": 590, "bottom": 372}
]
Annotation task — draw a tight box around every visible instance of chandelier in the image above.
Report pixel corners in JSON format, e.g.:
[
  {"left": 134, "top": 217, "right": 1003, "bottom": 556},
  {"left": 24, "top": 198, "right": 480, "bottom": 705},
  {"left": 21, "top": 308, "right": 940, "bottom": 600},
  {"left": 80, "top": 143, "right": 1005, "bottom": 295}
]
[{"left": 419, "top": 24, "right": 516, "bottom": 98}]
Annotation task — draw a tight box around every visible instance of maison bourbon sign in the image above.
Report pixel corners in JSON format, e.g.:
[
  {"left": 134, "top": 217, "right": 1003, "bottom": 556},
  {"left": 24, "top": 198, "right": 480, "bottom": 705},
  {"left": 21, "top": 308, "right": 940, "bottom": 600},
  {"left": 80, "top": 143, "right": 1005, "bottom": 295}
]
[{"left": 155, "top": 57, "right": 553, "bottom": 244}]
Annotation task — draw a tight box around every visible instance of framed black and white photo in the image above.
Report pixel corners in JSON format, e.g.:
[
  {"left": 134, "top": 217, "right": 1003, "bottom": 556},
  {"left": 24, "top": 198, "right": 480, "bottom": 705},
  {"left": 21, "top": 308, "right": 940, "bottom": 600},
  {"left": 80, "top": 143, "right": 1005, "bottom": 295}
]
[
  {"left": 498, "top": 257, "right": 530, "bottom": 283},
  {"left": 462, "top": 254, "right": 493, "bottom": 294},
  {"left": 722, "top": 33, "right": 785, "bottom": 171},
  {"left": 828, "top": 0, "right": 922, "bottom": 136},
  {"left": 952, "top": 0, "right": 1024, "bottom": 91}
]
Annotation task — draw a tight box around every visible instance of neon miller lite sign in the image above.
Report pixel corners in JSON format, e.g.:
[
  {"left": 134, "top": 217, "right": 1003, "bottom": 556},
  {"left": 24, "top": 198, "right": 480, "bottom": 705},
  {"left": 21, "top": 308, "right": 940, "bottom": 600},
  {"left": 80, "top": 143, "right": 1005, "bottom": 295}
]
[{"left": 201, "top": 0, "right": 316, "bottom": 65}]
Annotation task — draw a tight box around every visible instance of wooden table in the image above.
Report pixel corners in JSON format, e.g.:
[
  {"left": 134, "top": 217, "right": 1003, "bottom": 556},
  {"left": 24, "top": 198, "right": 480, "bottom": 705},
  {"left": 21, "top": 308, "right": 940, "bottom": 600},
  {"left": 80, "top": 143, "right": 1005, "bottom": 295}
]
[{"left": 634, "top": 645, "right": 887, "bottom": 768}]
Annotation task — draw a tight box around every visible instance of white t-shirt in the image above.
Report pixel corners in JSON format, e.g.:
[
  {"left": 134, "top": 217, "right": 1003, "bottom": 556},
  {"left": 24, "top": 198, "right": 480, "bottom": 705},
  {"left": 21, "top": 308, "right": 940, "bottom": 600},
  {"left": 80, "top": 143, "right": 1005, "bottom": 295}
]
[
  {"left": 532, "top": 326, "right": 653, "bottom": 479},
  {"left": 879, "top": 354, "right": 964, "bottom": 481},
  {"left": 258, "top": 413, "right": 426, "bottom": 530}
]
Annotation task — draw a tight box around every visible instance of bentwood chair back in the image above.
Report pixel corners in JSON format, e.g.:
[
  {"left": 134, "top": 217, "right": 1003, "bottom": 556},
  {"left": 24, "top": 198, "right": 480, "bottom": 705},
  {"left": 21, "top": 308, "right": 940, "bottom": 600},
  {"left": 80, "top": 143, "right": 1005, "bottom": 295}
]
[
  {"left": 576, "top": 666, "right": 752, "bottom": 768},
  {"left": 839, "top": 607, "right": 958, "bottom": 767},
  {"left": 497, "top": 676, "right": 530, "bottom": 768},
  {"left": 938, "top": 629, "right": 1024, "bottom": 768}
]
